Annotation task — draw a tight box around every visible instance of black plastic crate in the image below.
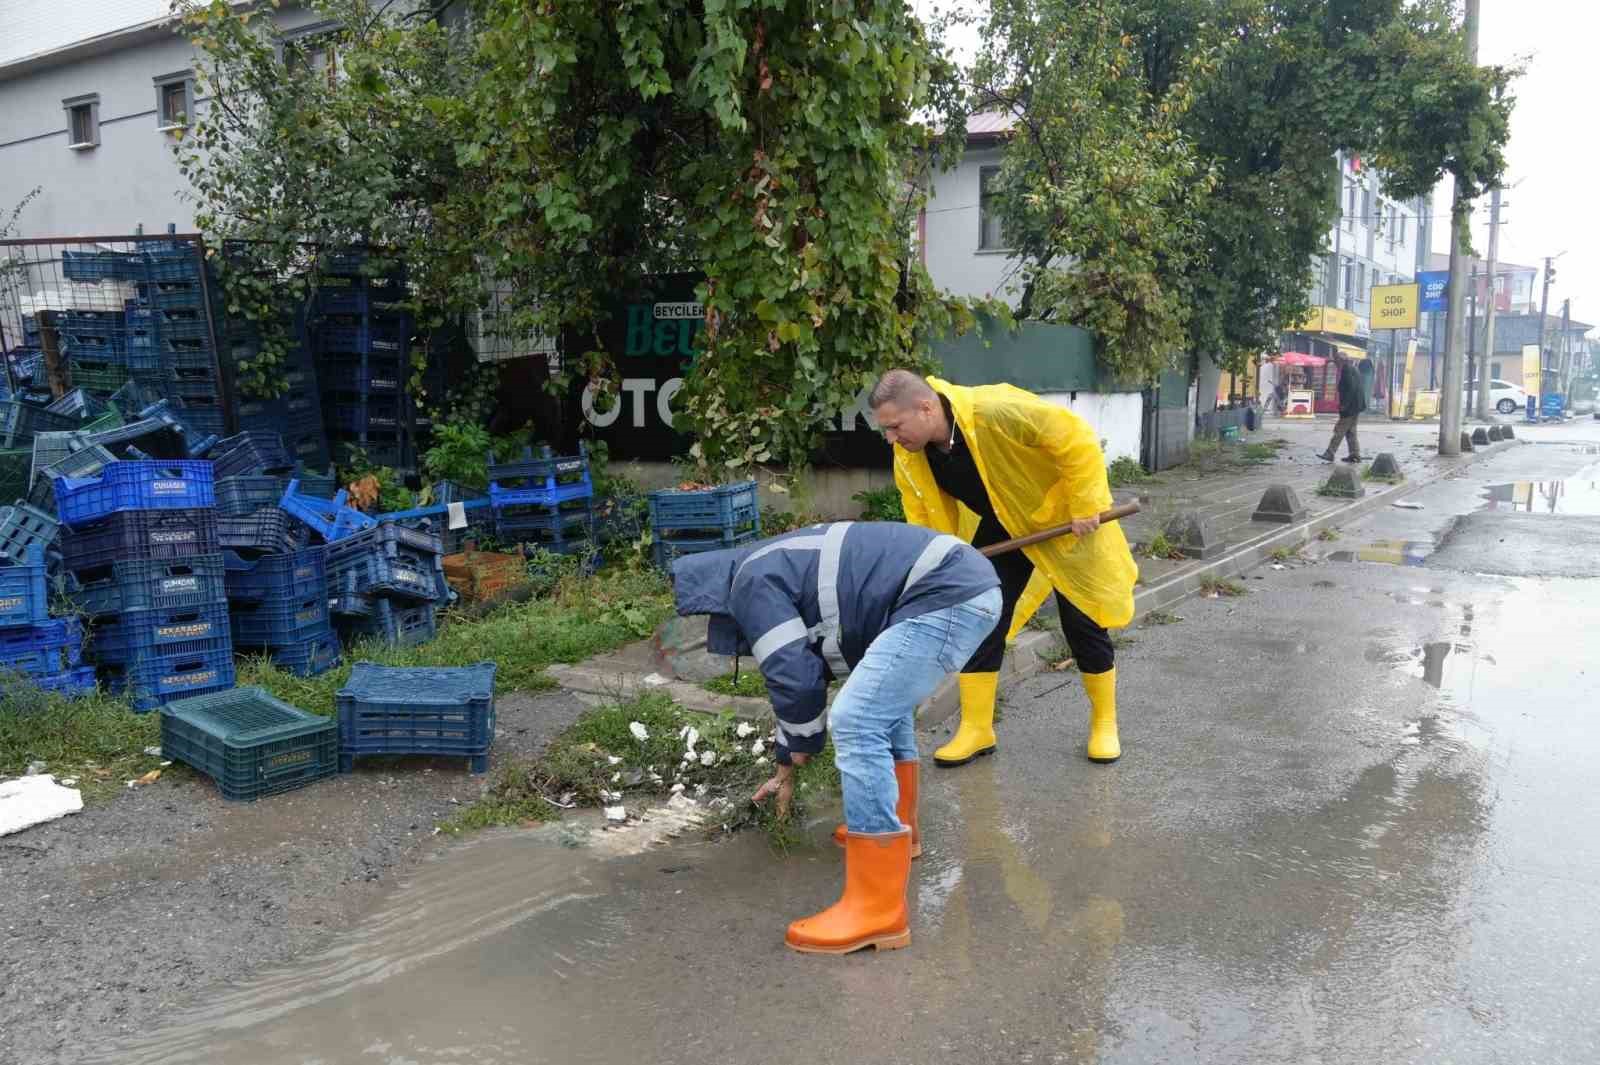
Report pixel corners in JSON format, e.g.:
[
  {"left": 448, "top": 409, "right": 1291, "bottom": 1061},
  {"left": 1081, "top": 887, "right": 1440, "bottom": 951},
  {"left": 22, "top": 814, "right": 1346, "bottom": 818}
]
[
  {"left": 217, "top": 508, "right": 309, "bottom": 554},
  {"left": 67, "top": 554, "right": 228, "bottom": 616},
  {"left": 88, "top": 601, "right": 231, "bottom": 663},
  {"left": 160, "top": 686, "right": 337, "bottom": 799},
  {"left": 61, "top": 508, "right": 220, "bottom": 571},
  {"left": 336, "top": 661, "right": 495, "bottom": 773},
  {"left": 100, "top": 645, "right": 236, "bottom": 712}
]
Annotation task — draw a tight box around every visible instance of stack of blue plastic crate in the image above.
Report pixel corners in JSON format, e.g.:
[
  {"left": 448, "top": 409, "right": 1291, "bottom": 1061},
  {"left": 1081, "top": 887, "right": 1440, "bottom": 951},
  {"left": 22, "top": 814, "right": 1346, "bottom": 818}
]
[
  {"left": 0, "top": 544, "right": 96, "bottom": 698},
  {"left": 312, "top": 253, "right": 414, "bottom": 471},
  {"left": 56, "top": 459, "right": 235, "bottom": 710},
  {"left": 324, "top": 522, "right": 449, "bottom": 649},
  {"left": 646, "top": 480, "right": 761, "bottom": 571},
  {"left": 224, "top": 545, "right": 340, "bottom": 677},
  {"left": 59, "top": 246, "right": 226, "bottom": 435},
  {"left": 486, "top": 445, "right": 597, "bottom": 554},
  {"left": 228, "top": 303, "right": 331, "bottom": 471}
]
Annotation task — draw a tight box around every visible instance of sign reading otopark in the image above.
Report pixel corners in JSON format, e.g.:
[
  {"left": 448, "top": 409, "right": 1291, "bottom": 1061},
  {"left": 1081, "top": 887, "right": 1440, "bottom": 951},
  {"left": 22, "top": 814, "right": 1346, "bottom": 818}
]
[{"left": 569, "top": 273, "right": 888, "bottom": 465}]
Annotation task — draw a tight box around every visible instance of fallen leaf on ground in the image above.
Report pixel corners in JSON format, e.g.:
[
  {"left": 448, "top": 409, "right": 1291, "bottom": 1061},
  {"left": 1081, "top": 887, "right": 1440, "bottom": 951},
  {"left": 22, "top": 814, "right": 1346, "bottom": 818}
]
[{"left": 136, "top": 770, "right": 162, "bottom": 785}]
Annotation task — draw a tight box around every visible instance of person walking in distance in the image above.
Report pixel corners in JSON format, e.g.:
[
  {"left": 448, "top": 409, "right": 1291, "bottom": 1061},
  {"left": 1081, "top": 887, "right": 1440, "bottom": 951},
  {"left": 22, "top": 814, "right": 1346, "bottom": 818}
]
[
  {"left": 869, "top": 370, "right": 1138, "bottom": 767},
  {"left": 1317, "top": 351, "right": 1367, "bottom": 463}
]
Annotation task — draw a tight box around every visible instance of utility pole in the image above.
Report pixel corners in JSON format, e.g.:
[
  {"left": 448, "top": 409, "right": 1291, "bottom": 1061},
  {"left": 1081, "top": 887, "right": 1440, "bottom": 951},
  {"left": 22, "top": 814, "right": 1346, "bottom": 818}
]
[
  {"left": 1439, "top": 0, "right": 1479, "bottom": 454},
  {"left": 1558, "top": 297, "right": 1572, "bottom": 402},
  {"left": 1537, "top": 255, "right": 1553, "bottom": 404},
  {"left": 1467, "top": 266, "right": 1478, "bottom": 417},
  {"left": 1475, "top": 186, "right": 1502, "bottom": 420}
]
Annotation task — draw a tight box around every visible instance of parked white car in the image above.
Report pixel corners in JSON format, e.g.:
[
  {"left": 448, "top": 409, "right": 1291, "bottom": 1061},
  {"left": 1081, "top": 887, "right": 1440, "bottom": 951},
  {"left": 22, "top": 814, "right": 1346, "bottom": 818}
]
[{"left": 1463, "top": 379, "right": 1528, "bottom": 415}]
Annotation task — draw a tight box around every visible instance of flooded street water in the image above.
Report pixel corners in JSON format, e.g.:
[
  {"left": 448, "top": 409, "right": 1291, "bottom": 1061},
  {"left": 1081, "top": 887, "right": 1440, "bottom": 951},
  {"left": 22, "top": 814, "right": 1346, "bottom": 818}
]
[{"left": 86, "top": 436, "right": 1600, "bottom": 1064}]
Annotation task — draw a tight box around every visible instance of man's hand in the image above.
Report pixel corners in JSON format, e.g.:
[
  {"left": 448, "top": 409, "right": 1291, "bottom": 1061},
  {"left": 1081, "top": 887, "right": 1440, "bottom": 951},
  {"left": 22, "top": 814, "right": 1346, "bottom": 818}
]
[
  {"left": 752, "top": 763, "right": 797, "bottom": 818},
  {"left": 1070, "top": 513, "right": 1101, "bottom": 538}
]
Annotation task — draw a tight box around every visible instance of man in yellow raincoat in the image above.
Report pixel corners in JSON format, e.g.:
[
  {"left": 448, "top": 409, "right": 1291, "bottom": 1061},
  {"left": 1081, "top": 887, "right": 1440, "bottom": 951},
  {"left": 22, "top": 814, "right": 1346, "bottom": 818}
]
[{"left": 869, "top": 370, "right": 1138, "bottom": 765}]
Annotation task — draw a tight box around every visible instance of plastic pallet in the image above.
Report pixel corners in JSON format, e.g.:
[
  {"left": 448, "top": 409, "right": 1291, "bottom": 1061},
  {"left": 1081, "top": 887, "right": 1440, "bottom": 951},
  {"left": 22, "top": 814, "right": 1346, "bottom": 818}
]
[
  {"left": 160, "top": 686, "right": 337, "bottom": 799},
  {"left": 68, "top": 554, "right": 228, "bottom": 616},
  {"left": 0, "top": 503, "right": 59, "bottom": 566},
  {"left": 89, "top": 601, "right": 231, "bottom": 663},
  {"left": 54, "top": 459, "right": 215, "bottom": 526},
  {"left": 223, "top": 544, "right": 326, "bottom": 602},
  {"left": 60, "top": 508, "right": 220, "bottom": 571},
  {"left": 652, "top": 527, "right": 761, "bottom": 572},
  {"left": 0, "top": 617, "right": 85, "bottom": 676},
  {"left": 334, "top": 598, "right": 437, "bottom": 649},
  {"left": 279, "top": 481, "right": 378, "bottom": 541},
  {"left": 0, "top": 545, "right": 49, "bottom": 629},
  {"left": 336, "top": 661, "right": 495, "bottom": 773},
  {"left": 101, "top": 646, "right": 237, "bottom": 713},
  {"left": 218, "top": 509, "right": 308, "bottom": 554},
  {"left": 647, "top": 480, "right": 760, "bottom": 530}
]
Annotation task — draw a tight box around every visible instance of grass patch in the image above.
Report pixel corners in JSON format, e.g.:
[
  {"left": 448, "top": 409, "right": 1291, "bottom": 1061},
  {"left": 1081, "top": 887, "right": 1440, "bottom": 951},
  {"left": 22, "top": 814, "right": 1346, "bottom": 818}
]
[
  {"left": 0, "top": 677, "right": 162, "bottom": 803},
  {"left": 1142, "top": 531, "right": 1185, "bottom": 560},
  {"left": 1110, "top": 631, "right": 1137, "bottom": 649},
  {"left": 1142, "top": 609, "right": 1182, "bottom": 626},
  {"left": 1188, "top": 437, "right": 1281, "bottom": 475},
  {"left": 447, "top": 692, "right": 841, "bottom": 850},
  {"left": 1198, "top": 575, "right": 1247, "bottom": 598},
  {"left": 241, "top": 565, "right": 674, "bottom": 717},
  {"left": 1268, "top": 545, "right": 1300, "bottom": 562},
  {"left": 1106, "top": 456, "right": 1153, "bottom": 488},
  {"left": 1266, "top": 438, "right": 1292, "bottom": 450},
  {"left": 1362, "top": 464, "right": 1406, "bottom": 484},
  {"left": 1317, "top": 527, "right": 1340, "bottom": 542},
  {"left": 1238, "top": 442, "right": 1278, "bottom": 465},
  {"left": 1315, "top": 477, "right": 1360, "bottom": 498},
  {"left": 705, "top": 669, "right": 768, "bottom": 698}
]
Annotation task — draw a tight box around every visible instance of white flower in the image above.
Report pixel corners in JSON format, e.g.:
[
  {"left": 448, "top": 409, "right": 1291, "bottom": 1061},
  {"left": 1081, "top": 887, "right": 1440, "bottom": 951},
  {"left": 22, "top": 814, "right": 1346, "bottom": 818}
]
[
  {"left": 629, "top": 722, "right": 649, "bottom": 742},
  {"left": 607, "top": 755, "right": 623, "bottom": 765},
  {"left": 694, "top": 783, "right": 709, "bottom": 797},
  {"left": 681, "top": 752, "right": 694, "bottom": 763},
  {"left": 735, "top": 722, "right": 757, "bottom": 739},
  {"left": 699, "top": 750, "right": 717, "bottom": 767},
  {"left": 750, "top": 739, "right": 764, "bottom": 757},
  {"left": 755, "top": 757, "right": 769, "bottom": 766},
  {"left": 611, "top": 772, "right": 622, "bottom": 783},
  {"left": 670, "top": 782, "right": 686, "bottom": 795}
]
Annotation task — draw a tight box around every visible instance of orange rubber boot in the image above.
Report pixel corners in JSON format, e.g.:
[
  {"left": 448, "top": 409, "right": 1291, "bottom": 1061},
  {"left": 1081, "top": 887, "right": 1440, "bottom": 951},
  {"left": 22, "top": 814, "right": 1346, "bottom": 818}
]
[
  {"left": 833, "top": 760, "right": 921, "bottom": 858},
  {"left": 786, "top": 827, "right": 913, "bottom": 954}
]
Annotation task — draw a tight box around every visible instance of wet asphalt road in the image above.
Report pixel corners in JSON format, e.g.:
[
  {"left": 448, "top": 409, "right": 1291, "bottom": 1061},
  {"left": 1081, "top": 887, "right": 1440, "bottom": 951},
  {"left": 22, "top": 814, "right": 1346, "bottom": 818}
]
[{"left": 87, "top": 428, "right": 1600, "bottom": 1065}]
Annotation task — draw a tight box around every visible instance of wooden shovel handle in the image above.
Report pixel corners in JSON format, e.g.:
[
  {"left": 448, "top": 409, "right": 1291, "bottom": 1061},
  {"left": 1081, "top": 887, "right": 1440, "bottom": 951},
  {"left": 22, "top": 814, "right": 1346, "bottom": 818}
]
[{"left": 979, "top": 502, "right": 1142, "bottom": 558}]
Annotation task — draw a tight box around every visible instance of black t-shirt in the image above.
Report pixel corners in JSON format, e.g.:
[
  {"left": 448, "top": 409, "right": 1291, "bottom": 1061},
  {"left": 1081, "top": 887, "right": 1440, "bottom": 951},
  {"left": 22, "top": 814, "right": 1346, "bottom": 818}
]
[{"left": 924, "top": 396, "right": 1012, "bottom": 549}]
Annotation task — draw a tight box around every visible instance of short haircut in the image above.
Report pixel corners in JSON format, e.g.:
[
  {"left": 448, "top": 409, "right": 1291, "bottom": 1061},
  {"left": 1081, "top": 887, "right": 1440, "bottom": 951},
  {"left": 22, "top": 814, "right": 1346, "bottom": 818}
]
[{"left": 869, "top": 369, "right": 935, "bottom": 409}]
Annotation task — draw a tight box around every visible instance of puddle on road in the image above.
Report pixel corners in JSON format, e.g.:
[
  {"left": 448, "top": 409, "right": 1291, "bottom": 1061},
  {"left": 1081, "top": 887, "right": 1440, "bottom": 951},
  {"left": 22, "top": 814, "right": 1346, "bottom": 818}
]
[
  {"left": 1328, "top": 539, "right": 1435, "bottom": 566},
  {"left": 1479, "top": 478, "right": 1600, "bottom": 515}
]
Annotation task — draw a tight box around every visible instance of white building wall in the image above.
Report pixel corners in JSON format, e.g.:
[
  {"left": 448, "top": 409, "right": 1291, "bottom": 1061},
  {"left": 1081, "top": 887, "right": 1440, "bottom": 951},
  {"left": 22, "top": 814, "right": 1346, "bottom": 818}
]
[
  {"left": 1040, "top": 390, "right": 1143, "bottom": 464},
  {"left": 922, "top": 145, "right": 1020, "bottom": 304}
]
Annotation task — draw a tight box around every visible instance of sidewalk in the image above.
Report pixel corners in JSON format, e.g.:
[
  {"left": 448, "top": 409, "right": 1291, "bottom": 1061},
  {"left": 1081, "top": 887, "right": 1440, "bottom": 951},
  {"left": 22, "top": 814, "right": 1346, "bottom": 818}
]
[{"left": 548, "top": 414, "right": 1509, "bottom": 724}]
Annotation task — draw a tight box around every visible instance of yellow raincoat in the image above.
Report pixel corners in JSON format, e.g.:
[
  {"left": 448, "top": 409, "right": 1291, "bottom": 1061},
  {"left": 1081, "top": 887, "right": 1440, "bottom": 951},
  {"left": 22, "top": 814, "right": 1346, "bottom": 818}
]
[{"left": 892, "top": 377, "right": 1138, "bottom": 636}]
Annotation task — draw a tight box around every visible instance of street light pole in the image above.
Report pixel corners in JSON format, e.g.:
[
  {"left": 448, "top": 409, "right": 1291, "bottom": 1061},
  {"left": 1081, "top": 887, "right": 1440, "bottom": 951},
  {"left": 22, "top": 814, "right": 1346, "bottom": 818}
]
[
  {"left": 1537, "top": 255, "right": 1553, "bottom": 404},
  {"left": 1475, "top": 186, "right": 1502, "bottom": 420}
]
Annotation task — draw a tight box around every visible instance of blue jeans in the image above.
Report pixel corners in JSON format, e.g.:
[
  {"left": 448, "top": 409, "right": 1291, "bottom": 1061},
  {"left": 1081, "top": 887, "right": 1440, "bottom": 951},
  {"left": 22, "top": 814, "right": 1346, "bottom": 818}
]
[{"left": 831, "top": 587, "right": 1003, "bottom": 834}]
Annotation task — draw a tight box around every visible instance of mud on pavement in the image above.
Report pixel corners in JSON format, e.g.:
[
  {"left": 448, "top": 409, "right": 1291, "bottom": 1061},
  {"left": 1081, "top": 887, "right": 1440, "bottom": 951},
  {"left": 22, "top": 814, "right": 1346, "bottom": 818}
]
[{"left": 0, "top": 689, "right": 592, "bottom": 1065}]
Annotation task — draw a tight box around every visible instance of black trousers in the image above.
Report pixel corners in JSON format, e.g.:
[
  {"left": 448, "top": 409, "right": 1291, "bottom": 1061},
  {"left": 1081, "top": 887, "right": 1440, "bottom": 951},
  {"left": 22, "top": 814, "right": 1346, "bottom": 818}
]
[{"left": 963, "top": 516, "right": 1115, "bottom": 675}]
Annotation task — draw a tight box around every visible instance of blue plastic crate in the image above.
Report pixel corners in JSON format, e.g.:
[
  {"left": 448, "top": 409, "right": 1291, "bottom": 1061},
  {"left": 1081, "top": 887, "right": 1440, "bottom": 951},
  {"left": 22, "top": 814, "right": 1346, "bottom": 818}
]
[
  {"left": 160, "top": 686, "right": 336, "bottom": 799},
  {"left": 648, "top": 480, "right": 760, "bottom": 531},
  {"left": 22, "top": 666, "right": 99, "bottom": 698},
  {"left": 68, "top": 554, "right": 228, "bottom": 616},
  {"left": 488, "top": 445, "right": 592, "bottom": 491},
  {"left": 336, "top": 661, "right": 495, "bottom": 773},
  {"left": 253, "top": 629, "right": 341, "bottom": 678},
  {"left": 133, "top": 281, "right": 204, "bottom": 312},
  {"left": 215, "top": 475, "right": 291, "bottom": 516},
  {"left": 0, "top": 503, "right": 59, "bottom": 567},
  {"left": 229, "top": 589, "right": 330, "bottom": 646},
  {"left": 0, "top": 617, "right": 85, "bottom": 676},
  {"left": 279, "top": 481, "right": 378, "bottom": 541},
  {"left": 293, "top": 466, "right": 338, "bottom": 499},
  {"left": 55, "top": 459, "right": 215, "bottom": 526},
  {"left": 62, "top": 249, "right": 144, "bottom": 282},
  {"left": 325, "top": 529, "right": 441, "bottom": 602},
  {"left": 1, "top": 400, "right": 84, "bottom": 448},
  {"left": 653, "top": 526, "right": 761, "bottom": 572},
  {"left": 218, "top": 508, "right": 308, "bottom": 554},
  {"left": 223, "top": 544, "right": 326, "bottom": 602},
  {"left": 0, "top": 545, "right": 49, "bottom": 629},
  {"left": 325, "top": 397, "right": 403, "bottom": 434},
  {"left": 318, "top": 357, "right": 404, "bottom": 395},
  {"left": 60, "top": 507, "right": 219, "bottom": 571},
  {"left": 334, "top": 597, "right": 436, "bottom": 649},
  {"left": 329, "top": 432, "right": 409, "bottom": 471},
  {"left": 53, "top": 310, "right": 127, "bottom": 339},
  {"left": 210, "top": 431, "right": 294, "bottom": 478},
  {"left": 89, "top": 601, "right": 231, "bottom": 663},
  {"left": 100, "top": 645, "right": 237, "bottom": 712}
]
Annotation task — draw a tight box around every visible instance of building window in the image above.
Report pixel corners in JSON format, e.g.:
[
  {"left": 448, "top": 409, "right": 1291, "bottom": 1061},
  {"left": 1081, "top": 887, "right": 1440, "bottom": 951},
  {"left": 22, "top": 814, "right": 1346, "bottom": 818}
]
[
  {"left": 1345, "top": 183, "right": 1357, "bottom": 232},
  {"left": 978, "top": 166, "right": 1007, "bottom": 251},
  {"left": 63, "top": 93, "right": 99, "bottom": 149},
  {"left": 153, "top": 71, "right": 195, "bottom": 130},
  {"left": 282, "top": 22, "right": 342, "bottom": 84},
  {"left": 1341, "top": 257, "right": 1355, "bottom": 309},
  {"left": 1362, "top": 185, "right": 1373, "bottom": 227},
  {"left": 1397, "top": 211, "right": 1407, "bottom": 244}
]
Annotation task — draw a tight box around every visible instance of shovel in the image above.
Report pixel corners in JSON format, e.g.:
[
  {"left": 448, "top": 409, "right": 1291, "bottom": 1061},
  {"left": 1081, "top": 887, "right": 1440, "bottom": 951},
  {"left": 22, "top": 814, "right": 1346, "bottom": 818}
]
[{"left": 979, "top": 502, "right": 1142, "bottom": 558}]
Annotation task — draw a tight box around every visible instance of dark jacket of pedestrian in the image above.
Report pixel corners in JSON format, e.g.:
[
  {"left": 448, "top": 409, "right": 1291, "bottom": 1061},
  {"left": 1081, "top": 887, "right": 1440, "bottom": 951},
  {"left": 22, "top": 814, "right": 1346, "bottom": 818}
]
[{"left": 1337, "top": 361, "right": 1367, "bottom": 417}]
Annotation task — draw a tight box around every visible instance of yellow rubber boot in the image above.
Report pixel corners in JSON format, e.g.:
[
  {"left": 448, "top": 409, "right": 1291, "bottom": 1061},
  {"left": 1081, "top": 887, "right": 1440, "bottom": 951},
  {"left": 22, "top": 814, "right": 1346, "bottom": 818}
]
[
  {"left": 1082, "top": 667, "right": 1120, "bottom": 763},
  {"left": 934, "top": 673, "right": 999, "bottom": 767}
]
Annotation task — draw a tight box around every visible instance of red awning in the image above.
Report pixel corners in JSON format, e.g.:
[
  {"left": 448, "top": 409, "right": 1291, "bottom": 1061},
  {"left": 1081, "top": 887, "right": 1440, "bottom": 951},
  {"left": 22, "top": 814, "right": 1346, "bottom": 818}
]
[{"left": 1273, "top": 351, "right": 1328, "bottom": 367}]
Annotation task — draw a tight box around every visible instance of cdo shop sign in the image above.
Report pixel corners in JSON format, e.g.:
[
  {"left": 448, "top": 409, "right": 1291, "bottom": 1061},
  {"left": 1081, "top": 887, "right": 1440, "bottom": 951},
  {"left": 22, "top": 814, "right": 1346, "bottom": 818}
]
[{"left": 573, "top": 274, "right": 886, "bottom": 463}]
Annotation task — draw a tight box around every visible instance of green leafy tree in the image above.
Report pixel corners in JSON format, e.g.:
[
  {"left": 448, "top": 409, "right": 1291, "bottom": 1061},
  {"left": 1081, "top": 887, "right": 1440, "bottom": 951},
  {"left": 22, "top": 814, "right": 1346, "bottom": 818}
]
[{"left": 456, "top": 0, "right": 993, "bottom": 474}]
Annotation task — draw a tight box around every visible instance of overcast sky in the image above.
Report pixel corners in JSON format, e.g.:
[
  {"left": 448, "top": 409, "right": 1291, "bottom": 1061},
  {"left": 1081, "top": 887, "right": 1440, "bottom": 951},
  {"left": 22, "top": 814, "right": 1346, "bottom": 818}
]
[{"left": 919, "top": 0, "right": 1594, "bottom": 333}]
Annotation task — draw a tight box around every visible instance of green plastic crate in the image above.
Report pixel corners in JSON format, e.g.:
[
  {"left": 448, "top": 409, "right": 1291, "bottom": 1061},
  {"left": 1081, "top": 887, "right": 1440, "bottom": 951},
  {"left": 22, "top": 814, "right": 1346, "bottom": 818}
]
[
  {"left": 68, "top": 358, "right": 130, "bottom": 396},
  {"left": 160, "top": 686, "right": 338, "bottom": 801}
]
